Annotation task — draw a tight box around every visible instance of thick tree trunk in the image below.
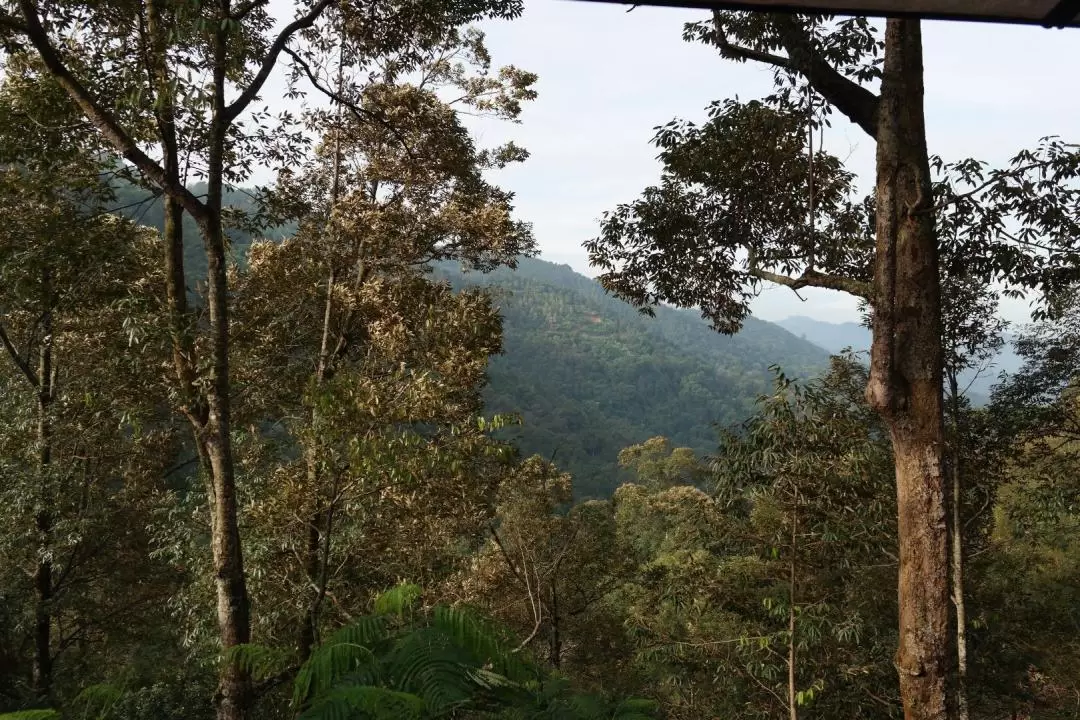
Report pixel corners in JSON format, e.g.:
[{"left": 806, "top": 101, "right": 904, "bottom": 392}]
[
  {"left": 864, "top": 19, "right": 949, "bottom": 720},
  {"left": 32, "top": 274, "right": 53, "bottom": 701},
  {"left": 205, "top": 12, "right": 251, "bottom": 718},
  {"left": 946, "top": 373, "right": 970, "bottom": 720}
]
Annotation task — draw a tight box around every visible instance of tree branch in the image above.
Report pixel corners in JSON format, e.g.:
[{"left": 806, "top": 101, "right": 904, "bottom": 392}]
[
  {"left": 0, "top": 322, "right": 39, "bottom": 387},
  {"left": 711, "top": 13, "right": 793, "bottom": 70},
  {"left": 751, "top": 266, "right": 872, "bottom": 301},
  {"left": 283, "top": 46, "right": 416, "bottom": 159},
  {"left": 928, "top": 157, "right": 1077, "bottom": 214},
  {"left": 772, "top": 15, "right": 880, "bottom": 139},
  {"left": 230, "top": 0, "right": 269, "bottom": 21},
  {"left": 224, "top": 0, "right": 337, "bottom": 124},
  {"left": 16, "top": 0, "right": 208, "bottom": 223}
]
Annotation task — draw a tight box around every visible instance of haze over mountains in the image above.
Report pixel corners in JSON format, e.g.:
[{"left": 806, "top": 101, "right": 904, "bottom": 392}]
[{"left": 777, "top": 314, "right": 1024, "bottom": 401}]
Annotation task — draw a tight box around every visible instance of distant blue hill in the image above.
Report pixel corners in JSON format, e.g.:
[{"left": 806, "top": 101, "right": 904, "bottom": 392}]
[{"left": 776, "top": 315, "right": 1023, "bottom": 402}]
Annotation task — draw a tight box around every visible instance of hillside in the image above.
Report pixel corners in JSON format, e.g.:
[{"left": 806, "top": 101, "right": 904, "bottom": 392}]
[
  {"left": 440, "top": 259, "right": 830, "bottom": 498},
  {"left": 778, "top": 314, "right": 1023, "bottom": 401}
]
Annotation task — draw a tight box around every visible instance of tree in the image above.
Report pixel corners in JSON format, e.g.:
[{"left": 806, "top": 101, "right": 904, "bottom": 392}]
[
  {"left": 0, "top": 57, "right": 184, "bottom": 709},
  {"left": 452, "top": 456, "right": 631, "bottom": 682},
  {"left": 222, "top": 22, "right": 533, "bottom": 671},
  {"left": 936, "top": 253, "right": 1007, "bottom": 720},
  {"left": 617, "top": 437, "right": 706, "bottom": 492},
  {"left": 710, "top": 359, "right": 899, "bottom": 719},
  {"left": 586, "top": 13, "right": 1080, "bottom": 719},
  {"left": 0, "top": 0, "right": 530, "bottom": 715}
]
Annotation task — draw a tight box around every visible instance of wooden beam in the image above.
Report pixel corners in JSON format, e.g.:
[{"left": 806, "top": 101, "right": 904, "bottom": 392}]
[{"left": 569, "top": 0, "right": 1080, "bottom": 28}]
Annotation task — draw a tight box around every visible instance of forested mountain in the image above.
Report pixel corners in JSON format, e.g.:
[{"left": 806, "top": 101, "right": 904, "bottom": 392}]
[
  {"left": 776, "top": 315, "right": 870, "bottom": 354},
  {"left": 438, "top": 258, "right": 830, "bottom": 497}
]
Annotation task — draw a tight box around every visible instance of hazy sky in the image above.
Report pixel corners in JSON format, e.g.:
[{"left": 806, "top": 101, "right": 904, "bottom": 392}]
[{"left": 448, "top": 2, "right": 1080, "bottom": 324}]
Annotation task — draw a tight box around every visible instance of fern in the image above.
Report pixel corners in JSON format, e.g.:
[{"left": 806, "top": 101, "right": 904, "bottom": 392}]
[
  {"left": 70, "top": 682, "right": 126, "bottom": 720},
  {"left": 0, "top": 712, "right": 61, "bottom": 720},
  {"left": 293, "top": 588, "right": 659, "bottom": 720},
  {"left": 432, "top": 605, "right": 529, "bottom": 683},
  {"left": 388, "top": 627, "right": 474, "bottom": 713},
  {"left": 298, "top": 685, "right": 425, "bottom": 720},
  {"left": 374, "top": 583, "right": 422, "bottom": 616},
  {"left": 223, "top": 643, "right": 289, "bottom": 682},
  {"left": 293, "top": 615, "right": 389, "bottom": 708}
]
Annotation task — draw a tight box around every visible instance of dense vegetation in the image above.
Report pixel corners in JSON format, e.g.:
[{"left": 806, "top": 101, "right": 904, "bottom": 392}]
[
  {"left": 102, "top": 194, "right": 832, "bottom": 498},
  {"left": 1, "top": 3, "right": 1079, "bottom": 720},
  {"left": 441, "top": 258, "right": 829, "bottom": 497}
]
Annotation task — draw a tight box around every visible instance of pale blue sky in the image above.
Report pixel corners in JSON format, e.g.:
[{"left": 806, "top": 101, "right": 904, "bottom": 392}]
[
  {"left": 455, "top": 2, "right": 1080, "bottom": 324},
  {"left": 254, "top": 1, "right": 1079, "bottom": 324}
]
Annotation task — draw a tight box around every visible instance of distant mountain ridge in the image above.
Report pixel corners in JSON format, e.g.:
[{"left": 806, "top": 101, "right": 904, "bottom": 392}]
[
  {"left": 777, "top": 314, "right": 1024, "bottom": 401},
  {"left": 439, "top": 259, "right": 831, "bottom": 497}
]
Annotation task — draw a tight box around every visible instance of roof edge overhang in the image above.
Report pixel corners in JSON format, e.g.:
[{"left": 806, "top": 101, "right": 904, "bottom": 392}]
[{"left": 570, "top": 0, "right": 1080, "bottom": 29}]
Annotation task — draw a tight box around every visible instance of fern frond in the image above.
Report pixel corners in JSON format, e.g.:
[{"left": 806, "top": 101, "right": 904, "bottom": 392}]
[
  {"left": 374, "top": 583, "right": 422, "bottom": 616},
  {"left": 71, "top": 682, "right": 126, "bottom": 720},
  {"left": 389, "top": 627, "right": 473, "bottom": 713},
  {"left": 298, "top": 685, "right": 424, "bottom": 720},
  {"left": 0, "top": 711, "right": 61, "bottom": 720},
  {"left": 432, "top": 605, "right": 530, "bottom": 683},
  {"left": 293, "top": 615, "right": 389, "bottom": 707},
  {"left": 223, "top": 643, "right": 289, "bottom": 682}
]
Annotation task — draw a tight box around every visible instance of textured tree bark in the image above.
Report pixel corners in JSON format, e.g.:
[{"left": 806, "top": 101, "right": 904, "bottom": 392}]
[
  {"left": 204, "top": 166, "right": 252, "bottom": 720},
  {"left": 865, "top": 19, "right": 949, "bottom": 720}
]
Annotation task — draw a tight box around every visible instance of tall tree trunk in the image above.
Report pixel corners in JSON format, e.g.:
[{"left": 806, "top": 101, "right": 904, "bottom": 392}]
[
  {"left": 946, "top": 372, "right": 970, "bottom": 720},
  {"left": 205, "top": 11, "right": 251, "bottom": 719},
  {"left": 864, "top": 18, "right": 948, "bottom": 720},
  {"left": 32, "top": 268, "right": 53, "bottom": 701},
  {"left": 145, "top": 0, "right": 207, "bottom": 443},
  {"left": 299, "top": 34, "right": 346, "bottom": 661}
]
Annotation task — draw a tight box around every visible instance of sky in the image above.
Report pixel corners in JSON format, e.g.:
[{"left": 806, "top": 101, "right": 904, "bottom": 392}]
[{"left": 441, "top": 1, "right": 1080, "bottom": 324}]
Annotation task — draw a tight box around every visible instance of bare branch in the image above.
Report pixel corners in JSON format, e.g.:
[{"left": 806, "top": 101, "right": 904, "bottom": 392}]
[
  {"left": 0, "top": 323, "right": 39, "bottom": 387},
  {"left": 750, "top": 266, "right": 872, "bottom": 301},
  {"left": 283, "top": 46, "right": 416, "bottom": 159},
  {"left": 224, "top": 0, "right": 337, "bottom": 124}
]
